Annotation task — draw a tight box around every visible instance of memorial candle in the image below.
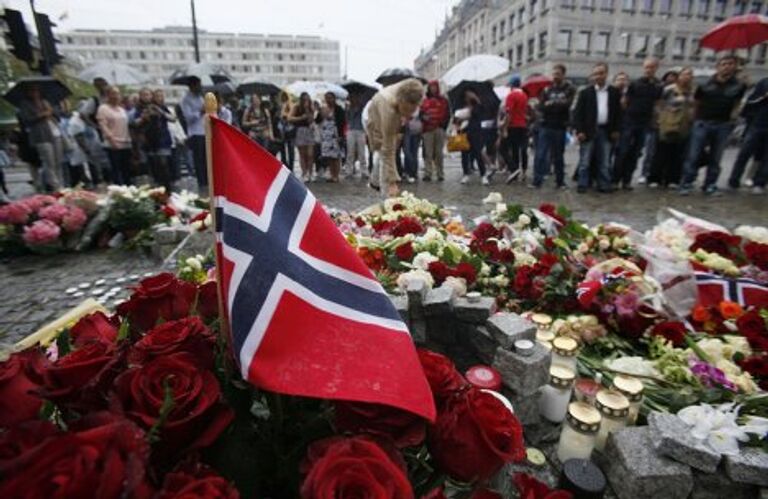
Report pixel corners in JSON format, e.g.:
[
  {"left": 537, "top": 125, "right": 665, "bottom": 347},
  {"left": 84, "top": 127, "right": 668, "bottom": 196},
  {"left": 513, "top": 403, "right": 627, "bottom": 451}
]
[
  {"left": 612, "top": 374, "right": 644, "bottom": 425},
  {"left": 552, "top": 336, "right": 579, "bottom": 371},
  {"left": 594, "top": 389, "right": 629, "bottom": 451},
  {"left": 557, "top": 402, "right": 602, "bottom": 462},
  {"left": 539, "top": 365, "right": 575, "bottom": 423}
]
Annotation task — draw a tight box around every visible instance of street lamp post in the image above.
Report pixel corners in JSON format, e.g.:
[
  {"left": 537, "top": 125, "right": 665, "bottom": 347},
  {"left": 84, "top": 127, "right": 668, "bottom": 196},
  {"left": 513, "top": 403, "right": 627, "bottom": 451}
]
[{"left": 191, "top": 0, "right": 200, "bottom": 63}]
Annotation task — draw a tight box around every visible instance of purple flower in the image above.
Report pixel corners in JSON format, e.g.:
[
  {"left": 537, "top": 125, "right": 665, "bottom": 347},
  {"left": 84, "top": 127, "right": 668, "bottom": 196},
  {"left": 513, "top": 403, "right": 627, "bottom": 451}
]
[
  {"left": 614, "top": 292, "right": 639, "bottom": 317},
  {"left": 689, "top": 359, "right": 738, "bottom": 392}
]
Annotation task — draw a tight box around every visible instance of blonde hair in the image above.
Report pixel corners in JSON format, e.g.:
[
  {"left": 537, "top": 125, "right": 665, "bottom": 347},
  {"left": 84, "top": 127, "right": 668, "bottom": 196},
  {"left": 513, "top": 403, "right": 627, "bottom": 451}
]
[{"left": 395, "top": 78, "right": 425, "bottom": 106}]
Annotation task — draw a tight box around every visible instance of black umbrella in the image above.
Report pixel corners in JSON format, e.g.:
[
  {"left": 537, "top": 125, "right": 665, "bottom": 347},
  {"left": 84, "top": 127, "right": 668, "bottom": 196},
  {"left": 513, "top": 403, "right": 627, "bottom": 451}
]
[
  {"left": 375, "top": 68, "right": 426, "bottom": 87},
  {"left": 236, "top": 78, "right": 280, "bottom": 96},
  {"left": 3, "top": 76, "right": 71, "bottom": 107},
  {"left": 447, "top": 80, "right": 501, "bottom": 119},
  {"left": 340, "top": 80, "right": 378, "bottom": 104},
  {"left": 170, "top": 63, "right": 233, "bottom": 86},
  {"left": 203, "top": 81, "right": 238, "bottom": 97}
]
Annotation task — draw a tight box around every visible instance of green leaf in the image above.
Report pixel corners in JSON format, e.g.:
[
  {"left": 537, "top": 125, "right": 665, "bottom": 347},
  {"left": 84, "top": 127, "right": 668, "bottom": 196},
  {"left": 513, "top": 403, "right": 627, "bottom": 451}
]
[
  {"left": 147, "top": 377, "right": 175, "bottom": 444},
  {"left": 56, "top": 329, "right": 72, "bottom": 357},
  {"left": 117, "top": 320, "right": 131, "bottom": 342}
]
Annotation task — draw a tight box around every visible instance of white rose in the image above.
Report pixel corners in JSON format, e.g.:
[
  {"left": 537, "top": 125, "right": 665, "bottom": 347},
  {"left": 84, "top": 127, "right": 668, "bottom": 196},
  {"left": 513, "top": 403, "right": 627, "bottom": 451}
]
[
  {"left": 483, "top": 192, "right": 503, "bottom": 204},
  {"left": 185, "top": 257, "right": 203, "bottom": 271},
  {"left": 422, "top": 227, "right": 443, "bottom": 243},
  {"left": 495, "top": 202, "right": 508, "bottom": 214},
  {"left": 412, "top": 251, "right": 438, "bottom": 270},
  {"left": 598, "top": 238, "right": 611, "bottom": 250},
  {"left": 605, "top": 356, "right": 660, "bottom": 377},
  {"left": 577, "top": 242, "right": 590, "bottom": 254},
  {"left": 518, "top": 214, "right": 531, "bottom": 226},
  {"left": 396, "top": 269, "right": 434, "bottom": 292},
  {"left": 442, "top": 276, "right": 467, "bottom": 296},
  {"left": 480, "top": 263, "right": 491, "bottom": 277}
]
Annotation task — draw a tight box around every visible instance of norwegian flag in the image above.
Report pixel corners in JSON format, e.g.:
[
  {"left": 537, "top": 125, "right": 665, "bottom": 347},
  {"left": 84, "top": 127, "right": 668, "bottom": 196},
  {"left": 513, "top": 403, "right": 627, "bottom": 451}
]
[
  {"left": 208, "top": 117, "right": 435, "bottom": 421},
  {"left": 695, "top": 272, "right": 768, "bottom": 308}
]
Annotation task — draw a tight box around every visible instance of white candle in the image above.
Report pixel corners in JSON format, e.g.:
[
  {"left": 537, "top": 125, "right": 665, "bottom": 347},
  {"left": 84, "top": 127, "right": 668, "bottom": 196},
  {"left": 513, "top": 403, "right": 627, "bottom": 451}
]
[
  {"left": 552, "top": 336, "right": 580, "bottom": 371},
  {"left": 594, "top": 389, "right": 630, "bottom": 451},
  {"left": 539, "top": 365, "right": 575, "bottom": 423},
  {"left": 557, "top": 402, "right": 602, "bottom": 462},
  {"left": 612, "top": 374, "right": 644, "bottom": 425}
]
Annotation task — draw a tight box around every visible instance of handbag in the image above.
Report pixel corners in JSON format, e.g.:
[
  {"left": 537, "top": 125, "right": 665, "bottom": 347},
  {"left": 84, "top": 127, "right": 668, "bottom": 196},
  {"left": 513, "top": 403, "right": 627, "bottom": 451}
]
[{"left": 447, "top": 132, "right": 470, "bottom": 152}]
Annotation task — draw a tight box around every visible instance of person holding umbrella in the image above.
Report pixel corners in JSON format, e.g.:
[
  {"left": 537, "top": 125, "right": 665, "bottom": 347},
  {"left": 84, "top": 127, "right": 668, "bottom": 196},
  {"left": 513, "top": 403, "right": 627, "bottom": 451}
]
[
  {"left": 180, "top": 76, "right": 207, "bottom": 192},
  {"left": 728, "top": 74, "right": 768, "bottom": 194},
  {"left": 16, "top": 84, "right": 64, "bottom": 191}
]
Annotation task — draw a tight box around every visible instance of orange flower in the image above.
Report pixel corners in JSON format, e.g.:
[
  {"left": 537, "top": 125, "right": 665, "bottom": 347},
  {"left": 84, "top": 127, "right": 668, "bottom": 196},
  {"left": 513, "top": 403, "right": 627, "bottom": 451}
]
[
  {"left": 445, "top": 220, "right": 466, "bottom": 236},
  {"left": 719, "top": 301, "right": 743, "bottom": 320},
  {"left": 692, "top": 304, "right": 712, "bottom": 323},
  {"left": 358, "top": 247, "right": 385, "bottom": 271}
]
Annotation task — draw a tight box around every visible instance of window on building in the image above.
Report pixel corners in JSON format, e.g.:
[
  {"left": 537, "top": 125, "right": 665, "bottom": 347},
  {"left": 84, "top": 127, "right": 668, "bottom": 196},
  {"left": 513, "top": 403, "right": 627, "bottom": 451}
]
[
  {"left": 576, "top": 31, "right": 591, "bottom": 52},
  {"left": 734, "top": 0, "right": 747, "bottom": 13},
  {"left": 527, "top": 38, "right": 535, "bottom": 60},
  {"left": 623, "top": 0, "right": 635, "bottom": 10},
  {"left": 690, "top": 37, "right": 701, "bottom": 59},
  {"left": 500, "top": 20, "right": 506, "bottom": 40},
  {"left": 697, "top": 0, "right": 710, "bottom": 17},
  {"left": 641, "top": 0, "right": 654, "bottom": 11},
  {"left": 560, "top": 0, "right": 576, "bottom": 8},
  {"left": 508, "top": 48, "right": 515, "bottom": 65},
  {"left": 653, "top": 35, "right": 666, "bottom": 56},
  {"left": 714, "top": 0, "right": 728, "bottom": 17},
  {"left": 673, "top": 36, "right": 687, "bottom": 58},
  {"left": 518, "top": 7, "right": 525, "bottom": 26},
  {"left": 516, "top": 44, "right": 524, "bottom": 66},
  {"left": 634, "top": 34, "right": 649, "bottom": 56},
  {"left": 583, "top": 0, "right": 596, "bottom": 9},
  {"left": 596, "top": 31, "right": 611, "bottom": 53},
  {"left": 680, "top": 0, "right": 693, "bottom": 14},
  {"left": 531, "top": 0, "right": 538, "bottom": 18},
  {"left": 541, "top": 0, "right": 549, "bottom": 13},
  {"left": 492, "top": 25, "right": 498, "bottom": 45},
  {"left": 539, "top": 31, "right": 549, "bottom": 55},
  {"left": 600, "top": 0, "right": 614, "bottom": 9},
  {"left": 618, "top": 33, "right": 632, "bottom": 54},
  {"left": 557, "top": 29, "right": 572, "bottom": 51},
  {"left": 659, "top": 0, "right": 672, "bottom": 12},
  {"left": 509, "top": 15, "right": 515, "bottom": 33},
  {"left": 750, "top": 0, "right": 763, "bottom": 12}
]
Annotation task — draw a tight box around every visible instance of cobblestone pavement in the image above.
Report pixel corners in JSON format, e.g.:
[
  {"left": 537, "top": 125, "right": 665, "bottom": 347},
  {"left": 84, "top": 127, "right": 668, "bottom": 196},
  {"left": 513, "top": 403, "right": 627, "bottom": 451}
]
[{"left": 1, "top": 146, "right": 765, "bottom": 343}]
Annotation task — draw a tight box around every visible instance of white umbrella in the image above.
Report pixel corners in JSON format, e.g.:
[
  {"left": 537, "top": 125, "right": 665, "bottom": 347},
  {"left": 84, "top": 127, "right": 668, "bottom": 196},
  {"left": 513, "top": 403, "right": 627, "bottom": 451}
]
[
  {"left": 494, "top": 85, "right": 510, "bottom": 101},
  {"left": 77, "top": 61, "right": 150, "bottom": 86},
  {"left": 285, "top": 80, "right": 348, "bottom": 100},
  {"left": 441, "top": 55, "right": 510, "bottom": 88}
]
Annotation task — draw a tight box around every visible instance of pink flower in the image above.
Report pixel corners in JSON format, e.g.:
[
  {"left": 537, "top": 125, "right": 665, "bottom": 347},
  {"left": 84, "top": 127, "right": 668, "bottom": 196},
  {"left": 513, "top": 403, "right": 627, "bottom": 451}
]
[
  {"left": 38, "top": 203, "right": 70, "bottom": 224},
  {"left": 0, "top": 202, "right": 32, "bottom": 225},
  {"left": 19, "top": 194, "right": 57, "bottom": 212},
  {"left": 22, "top": 219, "right": 61, "bottom": 246},
  {"left": 614, "top": 292, "right": 639, "bottom": 316},
  {"left": 61, "top": 206, "right": 87, "bottom": 233}
]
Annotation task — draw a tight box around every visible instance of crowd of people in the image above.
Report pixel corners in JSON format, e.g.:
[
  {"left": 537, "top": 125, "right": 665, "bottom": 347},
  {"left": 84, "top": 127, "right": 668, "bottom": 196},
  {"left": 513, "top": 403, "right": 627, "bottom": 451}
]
[{"left": 4, "top": 54, "right": 767, "bottom": 202}]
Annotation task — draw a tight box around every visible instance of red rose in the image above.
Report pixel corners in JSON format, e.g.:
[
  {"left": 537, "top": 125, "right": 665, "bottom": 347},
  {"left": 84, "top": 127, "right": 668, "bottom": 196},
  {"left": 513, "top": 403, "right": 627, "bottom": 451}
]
[
  {"left": 33, "top": 341, "right": 122, "bottom": 412},
  {"left": 538, "top": 204, "right": 565, "bottom": 225},
  {"left": 539, "top": 253, "right": 559, "bottom": 269},
  {"left": 394, "top": 241, "right": 415, "bottom": 261},
  {"left": 417, "top": 349, "right": 467, "bottom": 404},
  {"left": 70, "top": 311, "right": 119, "bottom": 347},
  {"left": 514, "top": 266, "right": 535, "bottom": 298},
  {"left": 650, "top": 321, "right": 688, "bottom": 347},
  {"left": 157, "top": 461, "right": 239, "bottom": 499},
  {"left": 689, "top": 231, "right": 742, "bottom": 259},
  {"left": 453, "top": 262, "right": 478, "bottom": 285},
  {"left": 162, "top": 205, "right": 177, "bottom": 218},
  {"left": 354, "top": 216, "right": 366, "bottom": 228},
  {"left": 392, "top": 203, "right": 405, "bottom": 211},
  {"left": 113, "top": 352, "right": 234, "bottom": 457},
  {"left": 745, "top": 242, "right": 768, "bottom": 271},
  {"left": 117, "top": 273, "right": 198, "bottom": 332},
  {"left": 334, "top": 401, "right": 426, "bottom": 448},
  {"left": 372, "top": 220, "right": 395, "bottom": 233},
  {"left": 300, "top": 436, "right": 412, "bottom": 499},
  {"left": 196, "top": 281, "right": 220, "bottom": 321},
  {"left": 736, "top": 310, "right": 767, "bottom": 337},
  {"left": 0, "top": 350, "right": 44, "bottom": 428},
  {"left": 616, "top": 312, "right": 654, "bottom": 339},
  {"left": 513, "top": 472, "right": 574, "bottom": 499},
  {"left": 428, "top": 261, "right": 452, "bottom": 285},
  {"left": 0, "top": 413, "right": 153, "bottom": 499},
  {"left": 392, "top": 216, "right": 424, "bottom": 237},
  {"left": 128, "top": 317, "right": 216, "bottom": 369},
  {"left": 0, "top": 420, "right": 59, "bottom": 465},
  {"left": 428, "top": 388, "right": 525, "bottom": 482},
  {"left": 472, "top": 223, "right": 502, "bottom": 242}
]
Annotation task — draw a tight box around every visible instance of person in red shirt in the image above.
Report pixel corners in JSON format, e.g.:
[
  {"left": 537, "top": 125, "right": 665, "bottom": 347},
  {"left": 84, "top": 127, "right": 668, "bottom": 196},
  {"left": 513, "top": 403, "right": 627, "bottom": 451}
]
[
  {"left": 500, "top": 75, "right": 529, "bottom": 183},
  {"left": 419, "top": 80, "right": 450, "bottom": 181}
]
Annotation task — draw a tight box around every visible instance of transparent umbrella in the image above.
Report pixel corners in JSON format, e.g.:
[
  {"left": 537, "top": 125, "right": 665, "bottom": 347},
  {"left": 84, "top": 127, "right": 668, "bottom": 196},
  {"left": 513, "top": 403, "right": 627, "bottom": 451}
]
[
  {"left": 441, "top": 55, "right": 510, "bottom": 88},
  {"left": 285, "top": 81, "right": 348, "bottom": 100},
  {"left": 77, "top": 61, "right": 151, "bottom": 86}
]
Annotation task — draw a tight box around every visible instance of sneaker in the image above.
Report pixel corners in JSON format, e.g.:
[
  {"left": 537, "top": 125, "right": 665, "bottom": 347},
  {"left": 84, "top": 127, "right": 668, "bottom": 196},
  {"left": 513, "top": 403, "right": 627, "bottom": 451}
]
[
  {"left": 703, "top": 185, "right": 721, "bottom": 196},
  {"left": 422, "top": 175, "right": 432, "bottom": 182},
  {"left": 648, "top": 182, "right": 659, "bottom": 188},
  {"left": 406, "top": 176, "right": 416, "bottom": 184},
  {"left": 745, "top": 179, "right": 754, "bottom": 187},
  {"left": 678, "top": 184, "right": 693, "bottom": 196},
  {"left": 481, "top": 175, "right": 490, "bottom": 186},
  {"left": 557, "top": 184, "right": 569, "bottom": 190},
  {"left": 751, "top": 186, "right": 765, "bottom": 195},
  {"left": 506, "top": 169, "right": 521, "bottom": 184},
  {"left": 668, "top": 183, "right": 678, "bottom": 189},
  {"left": 637, "top": 176, "right": 647, "bottom": 185},
  {"left": 460, "top": 175, "right": 470, "bottom": 185}
]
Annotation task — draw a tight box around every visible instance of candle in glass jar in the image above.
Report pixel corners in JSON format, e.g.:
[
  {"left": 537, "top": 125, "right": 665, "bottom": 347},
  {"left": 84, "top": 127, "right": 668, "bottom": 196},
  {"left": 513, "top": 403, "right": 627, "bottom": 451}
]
[
  {"left": 536, "top": 328, "right": 556, "bottom": 345},
  {"left": 574, "top": 377, "right": 602, "bottom": 405},
  {"left": 552, "top": 336, "right": 580, "bottom": 371},
  {"left": 557, "top": 402, "right": 602, "bottom": 463},
  {"left": 559, "top": 458, "right": 607, "bottom": 499},
  {"left": 539, "top": 365, "right": 575, "bottom": 423},
  {"left": 612, "top": 374, "right": 644, "bottom": 425},
  {"left": 465, "top": 365, "right": 502, "bottom": 391},
  {"left": 594, "top": 389, "right": 630, "bottom": 451}
]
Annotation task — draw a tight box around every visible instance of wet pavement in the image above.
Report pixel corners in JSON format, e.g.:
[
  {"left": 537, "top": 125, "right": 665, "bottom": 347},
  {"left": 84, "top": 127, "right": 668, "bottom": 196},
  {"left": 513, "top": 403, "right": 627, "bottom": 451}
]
[{"left": 1, "top": 146, "right": 765, "bottom": 342}]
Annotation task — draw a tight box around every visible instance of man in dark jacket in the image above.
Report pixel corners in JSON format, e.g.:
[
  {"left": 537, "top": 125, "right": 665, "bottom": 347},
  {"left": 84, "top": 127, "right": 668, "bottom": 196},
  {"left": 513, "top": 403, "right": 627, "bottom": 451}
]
[
  {"left": 728, "top": 75, "right": 768, "bottom": 194},
  {"left": 572, "top": 63, "right": 622, "bottom": 193},
  {"left": 531, "top": 64, "right": 575, "bottom": 189}
]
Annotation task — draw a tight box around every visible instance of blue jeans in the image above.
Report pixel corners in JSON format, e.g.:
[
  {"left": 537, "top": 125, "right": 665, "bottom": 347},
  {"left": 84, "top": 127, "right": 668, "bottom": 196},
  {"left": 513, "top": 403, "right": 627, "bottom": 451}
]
[
  {"left": 681, "top": 120, "right": 734, "bottom": 189},
  {"left": 533, "top": 127, "right": 566, "bottom": 186},
  {"left": 641, "top": 128, "right": 658, "bottom": 177},
  {"left": 403, "top": 130, "right": 421, "bottom": 178},
  {"left": 729, "top": 126, "right": 767, "bottom": 188},
  {"left": 614, "top": 123, "right": 648, "bottom": 185},
  {"left": 577, "top": 128, "right": 613, "bottom": 190}
]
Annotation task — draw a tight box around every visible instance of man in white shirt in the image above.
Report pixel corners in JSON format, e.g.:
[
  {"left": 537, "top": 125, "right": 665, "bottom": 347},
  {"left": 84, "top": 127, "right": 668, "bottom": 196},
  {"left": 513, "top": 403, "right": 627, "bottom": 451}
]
[
  {"left": 180, "top": 77, "right": 207, "bottom": 192},
  {"left": 572, "top": 63, "right": 623, "bottom": 193}
]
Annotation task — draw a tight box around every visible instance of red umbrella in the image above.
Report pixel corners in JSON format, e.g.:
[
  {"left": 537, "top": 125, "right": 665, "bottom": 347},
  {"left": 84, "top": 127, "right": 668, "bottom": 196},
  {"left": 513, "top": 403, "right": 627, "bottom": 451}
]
[
  {"left": 522, "top": 75, "right": 552, "bottom": 98},
  {"left": 700, "top": 14, "right": 768, "bottom": 51}
]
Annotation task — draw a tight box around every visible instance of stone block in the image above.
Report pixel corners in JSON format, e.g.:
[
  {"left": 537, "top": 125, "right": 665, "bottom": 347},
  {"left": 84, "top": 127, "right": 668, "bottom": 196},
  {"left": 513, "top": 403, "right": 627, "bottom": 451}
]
[
  {"left": 454, "top": 296, "right": 497, "bottom": 324},
  {"left": 154, "top": 226, "right": 180, "bottom": 245},
  {"left": 406, "top": 279, "right": 428, "bottom": 310},
  {"left": 648, "top": 411, "right": 722, "bottom": 473},
  {"left": 603, "top": 427, "right": 693, "bottom": 499},
  {"left": 503, "top": 388, "right": 541, "bottom": 426},
  {"left": 691, "top": 468, "right": 759, "bottom": 499},
  {"left": 463, "top": 325, "right": 497, "bottom": 364},
  {"left": 422, "top": 286, "right": 454, "bottom": 317},
  {"left": 486, "top": 313, "right": 536, "bottom": 349},
  {"left": 492, "top": 344, "right": 550, "bottom": 395},
  {"left": 725, "top": 447, "right": 768, "bottom": 487},
  {"left": 389, "top": 294, "right": 409, "bottom": 322},
  {"left": 426, "top": 316, "right": 457, "bottom": 345},
  {"left": 410, "top": 319, "right": 427, "bottom": 345}
]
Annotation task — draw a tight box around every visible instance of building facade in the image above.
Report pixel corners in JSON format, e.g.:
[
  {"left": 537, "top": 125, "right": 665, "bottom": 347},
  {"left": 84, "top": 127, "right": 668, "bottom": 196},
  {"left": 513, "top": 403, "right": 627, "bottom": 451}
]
[
  {"left": 416, "top": 0, "right": 768, "bottom": 84},
  {"left": 59, "top": 26, "right": 341, "bottom": 98}
]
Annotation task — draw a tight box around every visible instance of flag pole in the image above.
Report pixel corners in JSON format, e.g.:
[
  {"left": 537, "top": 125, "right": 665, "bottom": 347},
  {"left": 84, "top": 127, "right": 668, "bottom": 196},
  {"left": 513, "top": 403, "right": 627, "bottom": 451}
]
[{"left": 204, "top": 92, "right": 231, "bottom": 343}]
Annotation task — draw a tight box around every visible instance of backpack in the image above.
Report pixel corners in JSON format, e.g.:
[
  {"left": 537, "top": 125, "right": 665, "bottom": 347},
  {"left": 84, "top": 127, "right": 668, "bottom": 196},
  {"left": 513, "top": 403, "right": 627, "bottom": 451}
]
[{"left": 658, "top": 87, "right": 691, "bottom": 142}]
